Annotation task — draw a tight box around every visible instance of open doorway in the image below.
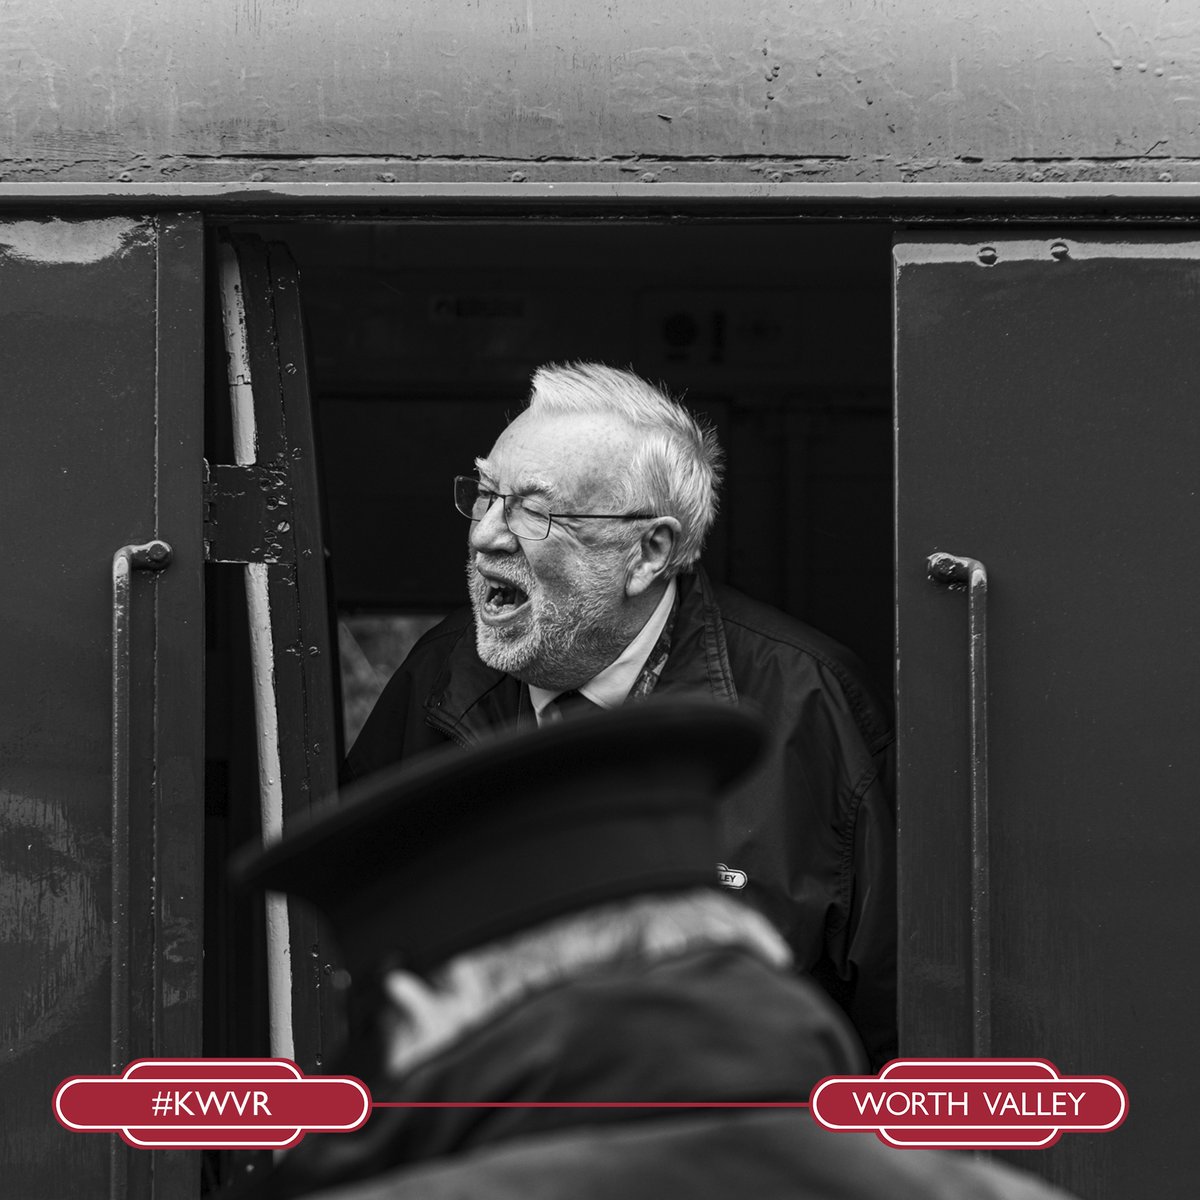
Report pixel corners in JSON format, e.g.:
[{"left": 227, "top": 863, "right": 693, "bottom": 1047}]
[
  {"left": 262, "top": 219, "right": 895, "bottom": 747},
  {"left": 200, "top": 215, "right": 895, "bottom": 1190}
]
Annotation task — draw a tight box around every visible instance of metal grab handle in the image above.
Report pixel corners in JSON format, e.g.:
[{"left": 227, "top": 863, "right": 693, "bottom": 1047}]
[
  {"left": 110, "top": 540, "right": 171, "bottom": 1200},
  {"left": 928, "top": 551, "right": 991, "bottom": 1058}
]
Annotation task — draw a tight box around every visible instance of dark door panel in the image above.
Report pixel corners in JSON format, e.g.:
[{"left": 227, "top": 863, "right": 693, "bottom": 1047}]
[
  {"left": 896, "top": 233, "right": 1200, "bottom": 1195},
  {"left": 0, "top": 215, "right": 204, "bottom": 1198}
]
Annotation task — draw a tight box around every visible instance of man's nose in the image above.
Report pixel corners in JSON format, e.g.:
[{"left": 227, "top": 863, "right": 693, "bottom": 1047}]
[{"left": 468, "top": 495, "right": 519, "bottom": 553}]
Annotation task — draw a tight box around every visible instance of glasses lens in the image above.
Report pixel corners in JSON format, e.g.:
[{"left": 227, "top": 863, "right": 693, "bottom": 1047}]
[
  {"left": 506, "top": 499, "right": 551, "bottom": 540},
  {"left": 454, "top": 477, "right": 488, "bottom": 519},
  {"left": 454, "top": 477, "right": 551, "bottom": 539}
]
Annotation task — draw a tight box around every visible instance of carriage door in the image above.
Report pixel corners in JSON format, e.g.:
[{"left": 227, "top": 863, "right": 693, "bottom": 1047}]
[
  {"left": 895, "top": 233, "right": 1200, "bottom": 1197},
  {"left": 205, "top": 234, "right": 340, "bottom": 1086},
  {"left": 0, "top": 215, "right": 204, "bottom": 1198}
]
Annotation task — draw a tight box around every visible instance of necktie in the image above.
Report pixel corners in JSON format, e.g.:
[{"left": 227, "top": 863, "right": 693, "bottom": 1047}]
[{"left": 551, "top": 690, "right": 601, "bottom": 721}]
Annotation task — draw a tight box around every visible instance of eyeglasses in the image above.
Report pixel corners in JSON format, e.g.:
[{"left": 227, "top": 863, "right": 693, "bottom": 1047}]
[{"left": 453, "top": 476, "right": 655, "bottom": 542}]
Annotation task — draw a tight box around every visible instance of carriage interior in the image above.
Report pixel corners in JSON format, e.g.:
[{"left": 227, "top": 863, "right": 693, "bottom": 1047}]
[
  {"left": 274, "top": 220, "right": 892, "bottom": 728},
  {"left": 201, "top": 217, "right": 895, "bottom": 1074}
]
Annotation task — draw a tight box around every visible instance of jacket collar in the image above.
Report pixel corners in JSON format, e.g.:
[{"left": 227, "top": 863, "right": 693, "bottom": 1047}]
[
  {"left": 653, "top": 568, "right": 738, "bottom": 703},
  {"left": 262, "top": 947, "right": 824, "bottom": 1197},
  {"left": 424, "top": 568, "right": 736, "bottom": 742}
]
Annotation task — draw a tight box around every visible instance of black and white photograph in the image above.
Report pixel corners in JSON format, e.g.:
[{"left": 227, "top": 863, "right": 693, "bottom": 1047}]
[{"left": 2, "top": 3, "right": 1194, "bottom": 1197}]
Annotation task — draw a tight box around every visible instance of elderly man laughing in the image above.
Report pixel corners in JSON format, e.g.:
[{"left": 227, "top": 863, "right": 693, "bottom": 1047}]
[{"left": 347, "top": 362, "right": 897, "bottom": 1066}]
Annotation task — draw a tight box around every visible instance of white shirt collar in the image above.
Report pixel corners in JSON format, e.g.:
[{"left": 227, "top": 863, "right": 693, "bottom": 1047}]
[{"left": 528, "top": 577, "right": 677, "bottom": 724}]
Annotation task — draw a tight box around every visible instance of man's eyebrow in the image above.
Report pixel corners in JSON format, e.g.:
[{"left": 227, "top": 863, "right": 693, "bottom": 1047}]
[
  {"left": 511, "top": 474, "right": 557, "bottom": 503},
  {"left": 473, "top": 459, "right": 558, "bottom": 503}
]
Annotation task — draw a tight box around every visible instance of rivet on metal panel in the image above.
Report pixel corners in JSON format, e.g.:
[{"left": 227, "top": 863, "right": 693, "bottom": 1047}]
[
  {"left": 977, "top": 246, "right": 998, "bottom": 266},
  {"left": 1049, "top": 241, "right": 1070, "bottom": 261}
]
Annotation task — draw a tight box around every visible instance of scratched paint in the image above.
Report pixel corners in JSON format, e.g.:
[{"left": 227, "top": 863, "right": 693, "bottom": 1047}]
[
  {"left": 0, "top": 791, "right": 106, "bottom": 1058},
  {"left": 0, "top": 0, "right": 1198, "bottom": 183},
  {"left": 0, "top": 218, "right": 142, "bottom": 263}
]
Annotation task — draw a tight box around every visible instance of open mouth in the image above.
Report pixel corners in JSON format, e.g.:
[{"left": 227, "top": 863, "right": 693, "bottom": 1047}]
[{"left": 483, "top": 578, "right": 530, "bottom": 617}]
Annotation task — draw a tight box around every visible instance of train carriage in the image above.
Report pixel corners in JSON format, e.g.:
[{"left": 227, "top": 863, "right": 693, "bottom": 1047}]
[{"left": 3, "top": 3, "right": 1199, "bottom": 1196}]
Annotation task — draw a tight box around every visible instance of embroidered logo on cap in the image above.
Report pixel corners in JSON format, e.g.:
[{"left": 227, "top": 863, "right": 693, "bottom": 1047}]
[{"left": 717, "top": 863, "right": 747, "bottom": 890}]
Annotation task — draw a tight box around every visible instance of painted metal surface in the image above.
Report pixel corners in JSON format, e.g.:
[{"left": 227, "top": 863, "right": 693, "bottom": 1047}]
[
  {"left": 10, "top": 180, "right": 1200, "bottom": 214},
  {"left": 2, "top": 1, "right": 1199, "bottom": 184},
  {"left": 217, "top": 240, "right": 296, "bottom": 1064},
  {"left": 927, "top": 552, "right": 991, "bottom": 1060},
  {"left": 109, "top": 538, "right": 172, "bottom": 1200},
  {"left": 221, "top": 234, "right": 342, "bottom": 1073},
  {"left": 895, "top": 233, "right": 1200, "bottom": 1196},
  {"left": 0, "top": 215, "right": 204, "bottom": 1198}
]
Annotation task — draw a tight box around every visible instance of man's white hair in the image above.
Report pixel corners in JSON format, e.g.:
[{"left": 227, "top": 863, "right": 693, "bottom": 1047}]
[
  {"left": 380, "top": 888, "right": 788, "bottom": 1077},
  {"left": 527, "top": 362, "right": 724, "bottom": 575}
]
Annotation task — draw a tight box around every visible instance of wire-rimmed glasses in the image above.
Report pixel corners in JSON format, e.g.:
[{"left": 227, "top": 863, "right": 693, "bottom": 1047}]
[{"left": 453, "top": 476, "right": 655, "bottom": 541}]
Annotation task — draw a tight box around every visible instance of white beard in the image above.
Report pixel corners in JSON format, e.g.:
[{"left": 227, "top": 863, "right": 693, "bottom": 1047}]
[{"left": 467, "top": 553, "right": 633, "bottom": 691}]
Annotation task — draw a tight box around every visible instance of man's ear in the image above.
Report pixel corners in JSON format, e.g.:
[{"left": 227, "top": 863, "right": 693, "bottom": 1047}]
[{"left": 626, "top": 518, "right": 681, "bottom": 598}]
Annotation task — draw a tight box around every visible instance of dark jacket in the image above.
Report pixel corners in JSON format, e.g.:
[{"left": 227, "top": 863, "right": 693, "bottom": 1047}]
[
  {"left": 347, "top": 568, "right": 897, "bottom": 1065},
  {"left": 252, "top": 947, "right": 1066, "bottom": 1200}
]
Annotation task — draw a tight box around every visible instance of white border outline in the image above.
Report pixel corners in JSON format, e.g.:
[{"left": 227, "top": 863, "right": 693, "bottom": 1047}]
[
  {"left": 53, "top": 1057, "right": 370, "bottom": 1149},
  {"left": 809, "top": 1058, "right": 1128, "bottom": 1149}
]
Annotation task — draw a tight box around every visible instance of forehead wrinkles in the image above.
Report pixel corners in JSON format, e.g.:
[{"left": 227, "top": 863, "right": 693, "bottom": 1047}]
[{"left": 486, "top": 412, "right": 635, "bottom": 509}]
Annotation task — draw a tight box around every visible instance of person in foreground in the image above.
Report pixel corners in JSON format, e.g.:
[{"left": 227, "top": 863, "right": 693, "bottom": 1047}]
[
  {"left": 236, "top": 703, "right": 1073, "bottom": 1200},
  {"left": 347, "top": 362, "right": 897, "bottom": 1066}
]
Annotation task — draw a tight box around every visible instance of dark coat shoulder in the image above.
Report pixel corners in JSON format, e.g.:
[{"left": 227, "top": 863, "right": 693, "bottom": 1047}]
[{"left": 712, "top": 583, "right": 893, "bottom": 755}]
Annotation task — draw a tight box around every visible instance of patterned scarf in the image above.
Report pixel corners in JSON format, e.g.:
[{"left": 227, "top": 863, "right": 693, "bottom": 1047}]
[{"left": 626, "top": 589, "right": 679, "bottom": 701}]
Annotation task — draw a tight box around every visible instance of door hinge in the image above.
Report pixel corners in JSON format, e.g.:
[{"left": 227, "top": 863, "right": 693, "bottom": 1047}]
[{"left": 203, "top": 458, "right": 294, "bottom": 564}]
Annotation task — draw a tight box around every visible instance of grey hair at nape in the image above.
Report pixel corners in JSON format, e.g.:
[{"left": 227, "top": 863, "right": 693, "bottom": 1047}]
[
  {"left": 527, "top": 362, "right": 725, "bottom": 575},
  {"left": 380, "top": 888, "right": 788, "bottom": 1077}
]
